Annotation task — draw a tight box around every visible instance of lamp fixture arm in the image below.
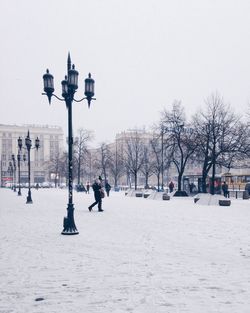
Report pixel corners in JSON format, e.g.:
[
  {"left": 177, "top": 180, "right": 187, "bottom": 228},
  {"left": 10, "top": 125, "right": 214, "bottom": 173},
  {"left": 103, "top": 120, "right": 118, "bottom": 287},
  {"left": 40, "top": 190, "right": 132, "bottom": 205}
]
[
  {"left": 42, "top": 93, "right": 65, "bottom": 102},
  {"left": 73, "top": 97, "right": 96, "bottom": 103}
]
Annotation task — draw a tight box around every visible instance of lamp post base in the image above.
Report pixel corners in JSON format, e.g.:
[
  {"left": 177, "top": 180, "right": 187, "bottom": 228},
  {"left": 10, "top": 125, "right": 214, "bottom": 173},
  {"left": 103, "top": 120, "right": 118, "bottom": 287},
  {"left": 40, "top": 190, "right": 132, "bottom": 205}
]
[
  {"left": 61, "top": 229, "right": 79, "bottom": 235},
  {"left": 61, "top": 204, "right": 79, "bottom": 235},
  {"left": 61, "top": 224, "right": 79, "bottom": 235},
  {"left": 61, "top": 216, "right": 79, "bottom": 235},
  {"left": 26, "top": 190, "right": 33, "bottom": 203},
  {"left": 17, "top": 190, "right": 22, "bottom": 196}
]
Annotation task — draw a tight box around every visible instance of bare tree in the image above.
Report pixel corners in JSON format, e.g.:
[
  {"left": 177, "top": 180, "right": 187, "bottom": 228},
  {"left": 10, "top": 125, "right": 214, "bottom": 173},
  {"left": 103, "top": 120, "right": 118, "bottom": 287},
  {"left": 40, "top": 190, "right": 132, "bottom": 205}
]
[
  {"left": 193, "top": 93, "right": 248, "bottom": 194},
  {"left": 124, "top": 130, "right": 145, "bottom": 190},
  {"left": 161, "top": 101, "right": 198, "bottom": 195},
  {"left": 109, "top": 140, "right": 124, "bottom": 188},
  {"left": 47, "top": 151, "right": 67, "bottom": 187},
  {"left": 73, "top": 128, "right": 93, "bottom": 185},
  {"left": 83, "top": 150, "right": 93, "bottom": 183},
  {"left": 150, "top": 135, "right": 162, "bottom": 191},
  {"left": 140, "top": 143, "right": 155, "bottom": 189},
  {"left": 218, "top": 121, "right": 249, "bottom": 170},
  {"left": 94, "top": 142, "right": 112, "bottom": 183}
]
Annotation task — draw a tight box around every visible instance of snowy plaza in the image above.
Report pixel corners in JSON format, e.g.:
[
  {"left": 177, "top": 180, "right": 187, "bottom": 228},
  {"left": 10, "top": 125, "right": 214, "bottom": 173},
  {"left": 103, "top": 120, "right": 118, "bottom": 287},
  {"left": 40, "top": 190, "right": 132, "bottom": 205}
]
[{"left": 1, "top": 188, "right": 250, "bottom": 313}]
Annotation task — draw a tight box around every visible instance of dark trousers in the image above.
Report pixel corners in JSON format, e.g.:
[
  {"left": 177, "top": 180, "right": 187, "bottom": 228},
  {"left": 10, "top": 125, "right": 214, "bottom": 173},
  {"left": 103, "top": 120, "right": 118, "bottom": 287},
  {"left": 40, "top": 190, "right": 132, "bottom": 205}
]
[{"left": 89, "top": 195, "right": 102, "bottom": 210}]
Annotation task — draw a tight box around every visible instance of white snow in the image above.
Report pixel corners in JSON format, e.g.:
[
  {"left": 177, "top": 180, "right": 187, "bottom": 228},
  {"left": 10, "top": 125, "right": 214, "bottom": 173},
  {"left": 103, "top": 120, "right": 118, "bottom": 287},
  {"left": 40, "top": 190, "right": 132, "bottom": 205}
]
[{"left": 1, "top": 188, "right": 250, "bottom": 313}]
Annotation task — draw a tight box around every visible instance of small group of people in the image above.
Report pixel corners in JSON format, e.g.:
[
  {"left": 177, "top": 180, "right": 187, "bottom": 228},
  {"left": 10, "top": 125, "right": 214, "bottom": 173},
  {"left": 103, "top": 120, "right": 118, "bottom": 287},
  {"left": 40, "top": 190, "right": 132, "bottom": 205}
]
[
  {"left": 88, "top": 176, "right": 111, "bottom": 212},
  {"left": 222, "top": 181, "right": 229, "bottom": 198}
]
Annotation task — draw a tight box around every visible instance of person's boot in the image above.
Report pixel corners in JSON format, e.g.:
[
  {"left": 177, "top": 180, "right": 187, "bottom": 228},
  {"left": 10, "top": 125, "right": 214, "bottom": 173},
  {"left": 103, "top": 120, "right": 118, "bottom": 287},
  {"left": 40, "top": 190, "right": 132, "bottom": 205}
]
[
  {"left": 88, "top": 206, "right": 92, "bottom": 212},
  {"left": 98, "top": 208, "right": 104, "bottom": 212}
]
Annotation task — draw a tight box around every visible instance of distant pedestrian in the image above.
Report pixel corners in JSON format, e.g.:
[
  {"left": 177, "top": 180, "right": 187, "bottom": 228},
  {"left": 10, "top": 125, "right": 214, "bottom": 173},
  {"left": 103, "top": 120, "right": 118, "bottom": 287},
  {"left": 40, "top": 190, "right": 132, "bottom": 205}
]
[
  {"left": 88, "top": 178, "right": 104, "bottom": 212},
  {"left": 105, "top": 181, "right": 111, "bottom": 197},
  {"left": 222, "top": 181, "right": 229, "bottom": 198},
  {"left": 189, "top": 183, "right": 195, "bottom": 193},
  {"left": 169, "top": 181, "right": 174, "bottom": 193},
  {"left": 86, "top": 181, "right": 90, "bottom": 194}
]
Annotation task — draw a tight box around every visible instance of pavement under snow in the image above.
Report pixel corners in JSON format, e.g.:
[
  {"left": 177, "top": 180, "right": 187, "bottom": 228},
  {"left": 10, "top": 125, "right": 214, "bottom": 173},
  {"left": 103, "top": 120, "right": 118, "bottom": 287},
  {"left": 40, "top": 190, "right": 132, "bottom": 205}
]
[{"left": 0, "top": 188, "right": 250, "bottom": 313}]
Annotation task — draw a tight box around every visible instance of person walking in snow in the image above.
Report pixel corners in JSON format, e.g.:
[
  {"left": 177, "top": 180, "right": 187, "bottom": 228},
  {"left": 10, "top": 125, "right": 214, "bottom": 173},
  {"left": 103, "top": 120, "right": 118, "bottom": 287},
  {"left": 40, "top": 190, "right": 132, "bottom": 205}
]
[
  {"left": 88, "top": 178, "right": 104, "bottom": 212},
  {"left": 169, "top": 181, "right": 174, "bottom": 193},
  {"left": 105, "top": 181, "right": 111, "bottom": 197},
  {"left": 222, "top": 181, "right": 229, "bottom": 198},
  {"left": 86, "top": 181, "right": 90, "bottom": 194}
]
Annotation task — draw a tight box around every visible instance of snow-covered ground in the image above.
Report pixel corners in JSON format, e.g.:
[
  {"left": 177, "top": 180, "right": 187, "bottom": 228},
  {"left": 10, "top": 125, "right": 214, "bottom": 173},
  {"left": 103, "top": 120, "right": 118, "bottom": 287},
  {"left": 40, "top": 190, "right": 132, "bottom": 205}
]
[{"left": 1, "top": 188, "right": 250, "bottom": 313}]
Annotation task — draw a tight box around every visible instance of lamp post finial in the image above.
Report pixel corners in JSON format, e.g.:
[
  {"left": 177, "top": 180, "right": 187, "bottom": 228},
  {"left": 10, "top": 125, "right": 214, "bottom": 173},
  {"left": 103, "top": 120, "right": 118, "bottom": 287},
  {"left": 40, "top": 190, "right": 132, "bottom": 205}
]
[{"left": 67, "top": 52, "right": 71, "bottom": 72}]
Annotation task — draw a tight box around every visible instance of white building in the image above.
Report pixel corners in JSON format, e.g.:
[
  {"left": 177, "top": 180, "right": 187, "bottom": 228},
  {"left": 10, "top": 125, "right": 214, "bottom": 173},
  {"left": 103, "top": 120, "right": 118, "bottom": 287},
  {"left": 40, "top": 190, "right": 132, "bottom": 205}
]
[{"left": 0, "top": 124, "right": 64, "bottom": 186}]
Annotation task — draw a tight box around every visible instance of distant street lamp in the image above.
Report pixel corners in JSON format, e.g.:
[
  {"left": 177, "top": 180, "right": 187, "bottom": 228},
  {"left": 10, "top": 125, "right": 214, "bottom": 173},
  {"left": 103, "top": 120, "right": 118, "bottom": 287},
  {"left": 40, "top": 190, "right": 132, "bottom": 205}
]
[
  {"left": 43, "top": 53, "right": 95, "bottom": 235},
  {"left": 11, "top": 154, "right": 17, "bottom": 192},
  {"left": 7, "top": 162, "right": 13, "bottom": 189},
  {"left": 18, "top": 131, "right": 40, "bottom": 203},
  {"left": 17, "top": 151, "right": 22, "bottom": 196},
  {"left": 161, "top": 126, "right": 164, "bottom": 192},
  {"left": 17, "top": 137, "right": 25, "bottom": 196}
]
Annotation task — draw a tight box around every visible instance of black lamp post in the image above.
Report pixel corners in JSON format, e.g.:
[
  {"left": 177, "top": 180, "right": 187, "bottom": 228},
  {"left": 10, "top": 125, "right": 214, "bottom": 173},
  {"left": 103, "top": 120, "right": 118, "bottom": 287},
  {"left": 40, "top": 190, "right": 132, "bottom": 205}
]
[
  {"left": 161, "top": 126, "right": 164, "bottom": 192},
  {"left": 17, "top": 152, "right": 21, "bottom": 196},
  {"left": 8, "top": 162, "right": 13, "bottom": 189},
  {"left": 11, "top": 154, "right": 17, "bottom": 192},
  {"left": 43, "top": 53, "right": 95, "bottom": 235},
  {"left": 17, "top": 137, "right": 23, "bottom": 196},
  {"left": 18, "top": 132, "right": 40, "bottom": 203}
]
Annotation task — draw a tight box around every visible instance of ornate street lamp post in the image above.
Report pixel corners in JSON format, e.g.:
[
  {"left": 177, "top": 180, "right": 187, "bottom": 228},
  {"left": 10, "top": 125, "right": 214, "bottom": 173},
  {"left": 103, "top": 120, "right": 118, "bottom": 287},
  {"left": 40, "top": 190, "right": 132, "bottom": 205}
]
[
  {"left": 17, "top": 152, "right": 22, "bottom": 196},
  {"left": 11, "top": 154, "right": 17, "bottom": 192},
  {"left": 42, "top": 53, "right": 95, "bottom": 235},
  {"left": 18, "top": 132, "right": 40, "bottom": 203},
  {"left": 161, "top": 126, "right": 164, "bottom": 192},
  {"left": 8, "top": 162, "right": 13, "bottom": 189},
  {"left": 17, "top": 137, "right": 23, "bottom": 196}
]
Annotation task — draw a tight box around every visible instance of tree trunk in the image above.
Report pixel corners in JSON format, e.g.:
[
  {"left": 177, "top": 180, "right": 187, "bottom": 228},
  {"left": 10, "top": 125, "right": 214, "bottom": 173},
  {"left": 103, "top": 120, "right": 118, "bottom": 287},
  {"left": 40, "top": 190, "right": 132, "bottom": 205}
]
[
  {"left": 178, "top": 173, "right": 182, "bottom": 191},
  {"left": 210, "top": 157, "right": 216, "bottom": 195},
  {"left": 157, "top": 173, "right": 160, "bottom": 191},
  {"left": 134, "top": 171, "right": 137, "bottom": 190},
  {"left": 201, "top": 169, "right": 208, "bottom": 193},
  {"left": 114, "top": 175, "right": 118, "bottom": 188},
  {"left": 145, "top": 172, "right": 149, "bottom": 189},
  {"left": 77, "top": 161, "right": 81, "bottom": 185}
]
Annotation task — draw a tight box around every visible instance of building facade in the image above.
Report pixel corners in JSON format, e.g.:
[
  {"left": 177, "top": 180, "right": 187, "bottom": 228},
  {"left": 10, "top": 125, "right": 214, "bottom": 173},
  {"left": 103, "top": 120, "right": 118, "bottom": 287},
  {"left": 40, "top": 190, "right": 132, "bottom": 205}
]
[{"left": 0, "top": 124, "right": 64, "bottom": 186}]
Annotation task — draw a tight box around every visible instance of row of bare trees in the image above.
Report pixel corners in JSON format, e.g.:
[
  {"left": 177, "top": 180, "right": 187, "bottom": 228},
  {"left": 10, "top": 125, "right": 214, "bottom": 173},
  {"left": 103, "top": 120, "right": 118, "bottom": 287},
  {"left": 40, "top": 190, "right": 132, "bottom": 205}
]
[
  {"left": 46, "top": 93, "right": 250, "bottom": 194},
  {"left": 46, "top": 129, "right": 93, "bottom": 187},
  {"left": 160, "top": 94, "right": 249, "bottom": 194}
]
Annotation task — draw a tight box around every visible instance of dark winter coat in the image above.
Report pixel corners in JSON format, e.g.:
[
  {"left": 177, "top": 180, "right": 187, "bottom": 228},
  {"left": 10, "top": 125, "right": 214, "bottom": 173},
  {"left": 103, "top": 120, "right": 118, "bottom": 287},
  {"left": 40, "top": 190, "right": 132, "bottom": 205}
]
[
  {"left": 92, "top": 182, "right": 102, "bottom": 201},
  {"left": 222, "top": 183, "right": 228, "bottom": 192},
  {"left": 105, "top": 183, "right": 111, "bottom": 192}
]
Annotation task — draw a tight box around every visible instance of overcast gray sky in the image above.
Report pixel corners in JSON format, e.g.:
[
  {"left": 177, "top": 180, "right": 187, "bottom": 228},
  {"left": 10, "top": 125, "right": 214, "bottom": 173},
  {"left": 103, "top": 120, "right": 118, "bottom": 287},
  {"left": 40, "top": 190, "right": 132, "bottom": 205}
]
[{"left": 1, "top": 0, "right": 250, "bottom": 147}]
